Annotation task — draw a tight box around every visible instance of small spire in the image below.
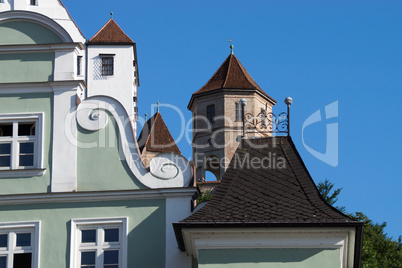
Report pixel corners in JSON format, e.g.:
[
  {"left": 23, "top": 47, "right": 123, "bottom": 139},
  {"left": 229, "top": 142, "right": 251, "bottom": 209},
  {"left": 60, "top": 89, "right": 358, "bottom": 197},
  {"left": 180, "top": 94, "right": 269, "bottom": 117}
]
[
  {"left": 145, "top": 113, "right": 148, "bottom": 121},
  {"left": 110, "top": 12, "right": 113, "bottom": 19},
  {"left": 157, "top": 102, "right": 160, "bottom": 113},
  {"left": 228, "top": 39, "right": 234, "bottom": 54}
]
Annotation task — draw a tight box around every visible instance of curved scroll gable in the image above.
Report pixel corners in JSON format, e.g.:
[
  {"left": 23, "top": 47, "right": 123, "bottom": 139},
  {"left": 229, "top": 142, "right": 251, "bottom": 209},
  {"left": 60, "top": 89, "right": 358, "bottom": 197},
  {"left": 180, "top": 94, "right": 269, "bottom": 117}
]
[
  {"left": 0, "top": 11, "right": 74, "bottom": 43},
  {"left": 76, "top": 96, "right": 193, "bottom": 189}
]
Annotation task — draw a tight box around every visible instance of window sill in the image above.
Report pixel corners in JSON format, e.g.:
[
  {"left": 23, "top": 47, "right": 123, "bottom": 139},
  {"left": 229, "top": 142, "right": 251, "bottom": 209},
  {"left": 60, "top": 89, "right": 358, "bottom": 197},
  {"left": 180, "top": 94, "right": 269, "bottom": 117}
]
[{"left": 0, "top": 169, "right": 46, "bottom": 178}]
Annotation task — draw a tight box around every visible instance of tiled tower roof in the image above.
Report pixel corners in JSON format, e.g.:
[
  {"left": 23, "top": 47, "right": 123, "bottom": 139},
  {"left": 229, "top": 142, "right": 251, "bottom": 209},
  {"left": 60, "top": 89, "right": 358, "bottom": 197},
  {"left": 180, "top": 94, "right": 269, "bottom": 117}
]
[
  {"left": 88, "top": 19, "right": 134, "bottom": 44},
  {"left": 137, "top": 112, "right": 181, "bottom": 154},
  {"left": 194, "top": 54, "right": 274, "bottom": 98}
]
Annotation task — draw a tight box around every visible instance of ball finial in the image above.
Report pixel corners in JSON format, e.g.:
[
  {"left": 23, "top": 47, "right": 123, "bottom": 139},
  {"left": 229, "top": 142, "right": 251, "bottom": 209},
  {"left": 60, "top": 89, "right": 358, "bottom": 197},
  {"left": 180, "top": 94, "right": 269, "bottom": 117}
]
[
  {"left": 284, "top": 97, "right": 293, "bottom": 105},
  {"left": 110, "top": 12, "right": 113, "bottom": 19}
]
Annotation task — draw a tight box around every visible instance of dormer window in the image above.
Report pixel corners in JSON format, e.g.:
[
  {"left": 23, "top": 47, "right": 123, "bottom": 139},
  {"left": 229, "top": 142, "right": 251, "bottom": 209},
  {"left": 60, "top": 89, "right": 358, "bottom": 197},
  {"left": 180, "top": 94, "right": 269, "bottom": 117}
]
[
  {"left": 100, "top": 54, "right": 114, "bottom": 76},
  {"left": 30, "top": 0, "right": 37, "bottom": 6}
]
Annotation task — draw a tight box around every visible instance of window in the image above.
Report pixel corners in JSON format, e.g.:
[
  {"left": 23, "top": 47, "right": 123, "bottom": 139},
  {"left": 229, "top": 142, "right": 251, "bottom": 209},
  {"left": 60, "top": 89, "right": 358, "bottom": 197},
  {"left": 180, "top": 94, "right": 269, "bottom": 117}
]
[
  {"left": 70, "top": 218, "right": 127, "bottom": 268},
  {"left": 0, "top": 221, "right": 40, "bottom": 268},
  {"left": 30, "top": 0, "right": 37, "bottom": 5},
  {"left": 0, "top": 114, "right": 43, "bottom": 173},
  {"left": 100, "top": 55, "right": 114, "bottom": 76},
  {"left": 206, "top": 105, "right": 215, "bottom": 124},
  {"left": 235, "top": 102, "right": 243, "bottom": 122},
  {"left": 77, "top": 56, "right": 83, "bottom": 76}
]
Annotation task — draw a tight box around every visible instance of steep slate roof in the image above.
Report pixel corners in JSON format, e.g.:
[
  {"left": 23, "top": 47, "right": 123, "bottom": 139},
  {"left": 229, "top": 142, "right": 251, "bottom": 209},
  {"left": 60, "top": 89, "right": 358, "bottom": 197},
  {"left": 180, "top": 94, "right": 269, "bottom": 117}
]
[
  {"left": 137, "top": 112, "right": 181, "bottom": 154},
  {"left": 191, "top": 54, "right": 275, "bottom": 101},
  {"left": 88, "top": 19, "right": 134, "bottom": 44},
  {"left": 174, "top": 136, "right": 363, "bottom": 252}
]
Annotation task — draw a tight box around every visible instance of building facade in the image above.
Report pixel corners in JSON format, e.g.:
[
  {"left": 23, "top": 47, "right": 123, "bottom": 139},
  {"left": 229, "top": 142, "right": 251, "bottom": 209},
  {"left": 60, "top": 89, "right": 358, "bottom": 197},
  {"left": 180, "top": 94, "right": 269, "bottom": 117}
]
[
  {"left": 0, "top": 1, "right": 194, "bottom": 267},
  {"left": 0, "top": 1, "right": 362, "bottom": 267}
]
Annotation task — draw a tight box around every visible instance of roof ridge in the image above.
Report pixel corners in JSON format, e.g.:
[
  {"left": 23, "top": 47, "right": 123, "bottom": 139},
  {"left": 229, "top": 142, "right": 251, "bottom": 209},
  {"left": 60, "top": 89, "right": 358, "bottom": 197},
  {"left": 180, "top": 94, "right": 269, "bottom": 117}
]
[
  {"left": 222, "top": 54, "right": 233, "bottom": 88},
  {"left": 234, "top": 55, "right": 257, "bottom": 89},
  {"left": 89, "top": 19, "right": 112, "bottom": 42}
]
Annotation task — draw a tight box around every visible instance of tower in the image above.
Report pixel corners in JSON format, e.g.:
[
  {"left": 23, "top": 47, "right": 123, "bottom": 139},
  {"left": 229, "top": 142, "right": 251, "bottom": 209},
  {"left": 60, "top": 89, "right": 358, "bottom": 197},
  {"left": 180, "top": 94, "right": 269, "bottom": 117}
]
[
  {"left": 87, "top": 18, "right": 139, "bottom": 131},
  {"left": 189, "top": 49, "right": 276, "bottom": 181}
]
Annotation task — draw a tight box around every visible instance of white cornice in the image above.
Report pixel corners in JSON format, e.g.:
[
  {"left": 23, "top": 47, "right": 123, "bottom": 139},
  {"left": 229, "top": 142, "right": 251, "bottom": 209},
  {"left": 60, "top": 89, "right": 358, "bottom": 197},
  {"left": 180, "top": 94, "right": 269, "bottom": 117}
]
[
  {"left": 0, "top": 80, "right": 86, "bottom": 94},
  {"left": 0, "top": 188, "right": 197, "bottom": 205},
  {"left": 182, "top": 227, "right": 356, "bottom": 267},
  {"left": 0, "top": 43, "right": 85, "bottom": 54}
]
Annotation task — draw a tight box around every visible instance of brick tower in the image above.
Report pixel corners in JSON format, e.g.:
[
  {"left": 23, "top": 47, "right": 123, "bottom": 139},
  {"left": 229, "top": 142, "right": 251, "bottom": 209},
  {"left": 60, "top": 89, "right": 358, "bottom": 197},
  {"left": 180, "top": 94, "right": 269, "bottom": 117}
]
[{"left": 189, "top": 48, "right": 276, "bottom": 181}]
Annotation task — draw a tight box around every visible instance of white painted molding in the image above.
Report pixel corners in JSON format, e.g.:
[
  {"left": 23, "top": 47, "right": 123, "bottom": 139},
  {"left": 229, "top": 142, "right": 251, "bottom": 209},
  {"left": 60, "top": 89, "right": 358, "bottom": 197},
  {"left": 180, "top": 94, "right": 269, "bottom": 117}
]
[
  {"left": 181, "top": 227, "right": 356, "bottom": 268},
  {"left": 75, "top": 97, "right": 193, "bottom": 189},
  {"left": 0, "top": 188, "right": 196, "bottom": 205},
  {"left": 0, "top": 43, "right": 84, "bottom": 54},
  {"left": 0, "top": 169, "right": 46, "bottom": 178},
  {"left": 0, "top": 80, "right": 86, "bottom": 95}
]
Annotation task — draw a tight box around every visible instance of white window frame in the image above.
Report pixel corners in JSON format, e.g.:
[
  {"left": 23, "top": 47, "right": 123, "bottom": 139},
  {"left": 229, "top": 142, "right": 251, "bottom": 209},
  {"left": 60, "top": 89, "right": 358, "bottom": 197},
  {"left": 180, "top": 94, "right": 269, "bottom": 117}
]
[
  {"left": 70, "top": 217, "right": 128, "bottom": 268},
  {"left": 0, "top": 221, "right": 40, "bottom": 268},
  {"left": 0, "top": 113, "right": 44, "bottom": 178}
]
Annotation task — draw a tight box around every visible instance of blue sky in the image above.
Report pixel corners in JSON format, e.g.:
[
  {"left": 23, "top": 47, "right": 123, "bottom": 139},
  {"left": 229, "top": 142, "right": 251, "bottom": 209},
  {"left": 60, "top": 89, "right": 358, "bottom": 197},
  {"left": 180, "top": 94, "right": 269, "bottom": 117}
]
[{"left": 64, "top": 0, "right": 402, "bottom": 239}]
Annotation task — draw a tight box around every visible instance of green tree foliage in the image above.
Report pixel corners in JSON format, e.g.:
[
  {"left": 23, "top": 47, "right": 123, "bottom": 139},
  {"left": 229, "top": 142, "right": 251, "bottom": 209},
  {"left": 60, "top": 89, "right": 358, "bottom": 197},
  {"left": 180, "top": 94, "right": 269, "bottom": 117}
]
[{"left": 317, "top": 180, "right": 402, "bottom": 267}]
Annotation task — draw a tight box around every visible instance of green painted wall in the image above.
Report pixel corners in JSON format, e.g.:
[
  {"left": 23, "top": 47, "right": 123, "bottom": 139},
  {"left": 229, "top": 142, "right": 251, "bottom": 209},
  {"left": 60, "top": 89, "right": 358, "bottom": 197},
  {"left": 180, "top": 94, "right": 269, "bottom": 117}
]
[
  {"left": 0, "top": 198, "right": 166, "bottom": 268},
  {"left": 0, "top": 52, "right": 54, "bottom": 83},
  {"left": 0, "top": 93, "right": 53, "bottom": 195},
  {"left": 198, "top": 248, "right": 341, "bottom": 268},
  {"left": 0, "top": 21, "right": 62, "bottom": 45},
  {"left": 77, "top": 115, "right": 145, "bottom": 191}
]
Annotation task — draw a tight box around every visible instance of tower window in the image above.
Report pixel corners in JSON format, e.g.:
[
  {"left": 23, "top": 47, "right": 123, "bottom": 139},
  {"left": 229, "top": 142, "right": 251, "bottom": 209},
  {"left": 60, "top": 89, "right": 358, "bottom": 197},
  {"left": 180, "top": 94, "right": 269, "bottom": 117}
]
[
  {"left": 235, "top": 102, "right": 243, "bottom": 121},
  {"left": 30, "top": 0, "right": 37, "bottom": 5},
  {"left": 77, "top": 56, "right": 83, "bottom": 76},
  {"left": 207, "top": 105, "right": 215, "bottom": 124},
  {"left": 100, "top": 55, "right": 115, "bottom": 76}
]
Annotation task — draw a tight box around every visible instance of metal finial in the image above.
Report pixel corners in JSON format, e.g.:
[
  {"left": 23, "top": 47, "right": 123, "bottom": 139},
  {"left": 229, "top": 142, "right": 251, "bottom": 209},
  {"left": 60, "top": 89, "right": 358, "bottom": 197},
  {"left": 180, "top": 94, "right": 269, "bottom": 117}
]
[
  {"left": 228, "top": 39, "right": 234, "bottom": 54},
  {"left": 110, "top": 12, "right": 113, "bottom": 19},
  {"left": 145, "top": 113, "right": 148, "bottom": 121},
  {"left": 157, "top": 102, "right": 160, "bottom": 113}
]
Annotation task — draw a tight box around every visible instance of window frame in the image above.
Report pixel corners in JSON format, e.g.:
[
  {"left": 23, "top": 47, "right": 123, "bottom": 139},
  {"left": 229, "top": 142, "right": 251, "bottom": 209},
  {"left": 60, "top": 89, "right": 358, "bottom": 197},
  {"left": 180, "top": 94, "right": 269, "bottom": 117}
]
[
  {"left": 206, "top": 104, "right": 215, "bottom": 125},
  {"left": 77, "top": 56, "right": 83, "bottom": 76},
  {"left": 0, "top": 113, "right": 44, "bottom": 177},
  {"left": 70, "top": 217, "right": 128, "bottom": 268},
  {"left": 0, "top": 221, "right": 40, "bottom": 268},
  {"left": 100, "top": 55, "right": 115, "bottom": 76},
  {"left": 235, "top": 102, "right": 243, "bottom": 122}
]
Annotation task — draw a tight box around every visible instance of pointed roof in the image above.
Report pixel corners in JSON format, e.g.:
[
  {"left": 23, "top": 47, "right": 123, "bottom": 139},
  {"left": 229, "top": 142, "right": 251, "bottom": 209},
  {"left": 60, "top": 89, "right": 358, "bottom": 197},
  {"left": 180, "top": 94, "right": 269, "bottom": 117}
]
[
  {"left": 137, "top": 112, "right": 181, "bottom": 154},
  {"left": 88, "top": 19, "right": 134, "bottom": 45},
  {"left": 174, "top": 136, "right": 363, "bottom": 252}
]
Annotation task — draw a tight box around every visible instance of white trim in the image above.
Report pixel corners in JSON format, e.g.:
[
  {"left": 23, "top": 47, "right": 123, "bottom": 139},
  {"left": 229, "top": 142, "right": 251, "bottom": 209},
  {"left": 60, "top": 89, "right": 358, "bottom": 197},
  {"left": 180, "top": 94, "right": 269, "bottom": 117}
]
[
  {"left": 0, "top": 81, "right": 86, "bottom": 95},
  {"left": 182, "top": 227, "right": 355, "bottom": 268},
  {"left": 0, "top": 43, "right": 84, "bottom": 54},
  {"left": 0, "top": 168, "right": 45, "bottom": 178},
  {"left": 0, "top": 221, "right": 40, "bottom": 268},
  {"left": 0, "top": 11, "right": 73, "bottom": 42},
  {"left": 0, "top": 188, "right": 196, "bottom": 205},
  {"left": 0, "top": 113, "right": 44, "bottom": 175},
  {"left": 70, "top": 217, "right": 128, "bottom": 268}
]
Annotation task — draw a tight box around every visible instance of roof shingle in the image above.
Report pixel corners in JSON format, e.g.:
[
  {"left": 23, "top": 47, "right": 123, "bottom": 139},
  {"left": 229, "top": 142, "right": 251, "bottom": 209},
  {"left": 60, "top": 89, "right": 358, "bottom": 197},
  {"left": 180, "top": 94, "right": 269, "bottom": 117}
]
[
  {"left": 137, "top": 112, "right": 181, "bottom": 154},
  {"left": 176, "top": 136, "right": 361, "bottom": 225},
  {"left": 193, "top": 54, "right": 273, "bottom": 99},
  {"left": 88, "top": 19, "right": 134, "bottom": 44}
]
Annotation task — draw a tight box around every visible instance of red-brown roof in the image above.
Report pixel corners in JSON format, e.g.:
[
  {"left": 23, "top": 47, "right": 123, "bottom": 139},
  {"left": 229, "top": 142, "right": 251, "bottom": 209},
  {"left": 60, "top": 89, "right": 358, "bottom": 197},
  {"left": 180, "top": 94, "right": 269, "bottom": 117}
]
[
  {"left": 193, "top": 54, "right": 273, "bottom": 98},
  {"left": 88, "top": 19, "right": 134, "bottom": 44},
  {"left": 137, "top": 112, "right": 181, "bottom": 154}
]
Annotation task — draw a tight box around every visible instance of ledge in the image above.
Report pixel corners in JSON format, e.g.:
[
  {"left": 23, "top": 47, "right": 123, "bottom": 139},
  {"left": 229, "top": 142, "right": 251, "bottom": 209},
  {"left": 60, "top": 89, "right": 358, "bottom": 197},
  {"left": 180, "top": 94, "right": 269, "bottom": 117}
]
[{"left": 0, "top": 169, "right": 46, "bottom": 178}]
